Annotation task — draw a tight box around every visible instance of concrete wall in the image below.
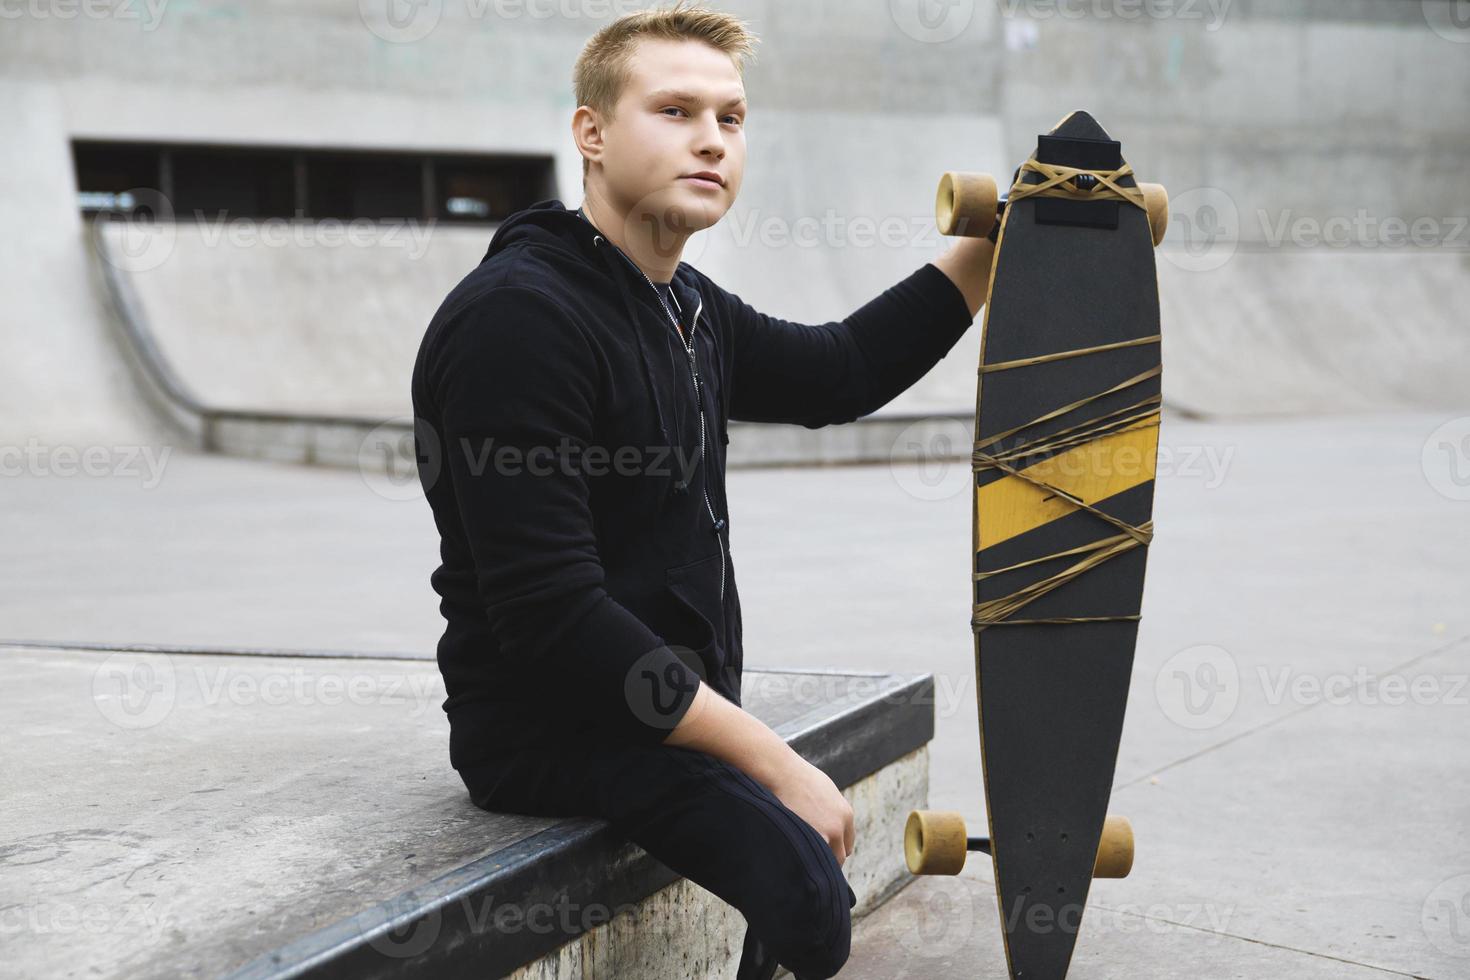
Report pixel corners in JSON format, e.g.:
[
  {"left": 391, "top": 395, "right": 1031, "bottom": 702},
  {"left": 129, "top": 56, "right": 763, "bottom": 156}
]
[{"left": 2, "top": 0, "right": 1467, "bottom": 448}]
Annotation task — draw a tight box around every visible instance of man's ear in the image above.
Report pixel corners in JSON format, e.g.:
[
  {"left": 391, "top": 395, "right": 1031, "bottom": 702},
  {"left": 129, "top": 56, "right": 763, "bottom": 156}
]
[{"left": 572, "top": 106, "right": 605, "bottom": 168}]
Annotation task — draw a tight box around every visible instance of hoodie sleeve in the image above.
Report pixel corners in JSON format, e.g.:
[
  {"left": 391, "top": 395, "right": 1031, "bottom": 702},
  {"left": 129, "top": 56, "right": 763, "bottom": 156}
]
[
  {"left": 427, "top": 286, "right": 700, "bottom": 744},
  {"left": 720, "top": 261, "right": 974, "bottom": 428}
]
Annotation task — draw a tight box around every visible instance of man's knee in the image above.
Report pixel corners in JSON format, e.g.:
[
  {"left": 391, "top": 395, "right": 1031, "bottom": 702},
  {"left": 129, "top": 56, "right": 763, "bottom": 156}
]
[{"left": 770, "top": 876, "right": 855, "bottom": 979}]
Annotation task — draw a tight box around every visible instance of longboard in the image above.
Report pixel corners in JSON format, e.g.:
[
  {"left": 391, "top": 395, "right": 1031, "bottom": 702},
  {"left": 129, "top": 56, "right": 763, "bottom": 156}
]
[{"left": 904, "top": 110, "right": 1167, "bottom": 980}]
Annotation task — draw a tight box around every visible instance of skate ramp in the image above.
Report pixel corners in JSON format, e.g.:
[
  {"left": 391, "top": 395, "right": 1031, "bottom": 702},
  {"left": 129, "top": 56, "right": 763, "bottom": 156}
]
[
  {"left": 0, "top": 84, "right": 168, "bottom": 450},
  {"left": 115, "top": 221, "right": 484, "bottom": 420},
  {"left": 1158, "top": 249, "right": 1470, "bottom": 417},
  {"left": 64, "top": 193, "right": 1470, "bottom": 474}
]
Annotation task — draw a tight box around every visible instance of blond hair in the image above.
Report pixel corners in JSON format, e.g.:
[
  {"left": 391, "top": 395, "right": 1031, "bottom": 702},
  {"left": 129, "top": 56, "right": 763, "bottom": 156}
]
[{"left": 573, "top": 2, "right": 759, "bottom": 179}]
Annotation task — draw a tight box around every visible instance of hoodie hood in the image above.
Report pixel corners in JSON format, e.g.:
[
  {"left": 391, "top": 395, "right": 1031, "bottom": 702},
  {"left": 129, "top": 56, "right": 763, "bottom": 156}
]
[
  {"left": 479, "top": 199, "right": 701, "bottom": 450},
  {"left": 481, "top": 198, "right": 599, "bottom": 267}
]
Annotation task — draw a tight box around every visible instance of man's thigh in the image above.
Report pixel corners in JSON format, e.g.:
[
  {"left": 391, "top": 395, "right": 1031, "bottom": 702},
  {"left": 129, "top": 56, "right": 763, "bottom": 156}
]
[{"left": 456, "top": 739, "right": 716, "bottom": 820}]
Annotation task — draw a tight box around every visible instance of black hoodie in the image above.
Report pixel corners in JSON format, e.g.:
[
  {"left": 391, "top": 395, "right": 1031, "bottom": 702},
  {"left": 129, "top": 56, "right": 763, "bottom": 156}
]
[{"left": 412, "top": 199, "right": 974, "bottom": 770}]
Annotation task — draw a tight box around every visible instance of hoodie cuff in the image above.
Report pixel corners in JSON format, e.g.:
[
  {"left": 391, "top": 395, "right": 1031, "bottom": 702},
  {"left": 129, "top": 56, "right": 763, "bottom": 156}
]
[
  {"left": 543, "top": 593, "right": 702, "bottom": 744},
  {"left": 918, "top": 261, "right": 978, "bottom": 336}
]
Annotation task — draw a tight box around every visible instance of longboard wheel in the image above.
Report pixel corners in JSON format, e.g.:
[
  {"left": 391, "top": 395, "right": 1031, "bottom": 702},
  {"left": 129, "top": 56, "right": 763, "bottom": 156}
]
[
  {"left": 1092, "top": 815, "right": 1135, "bottom": 879},
  {"left": 936, "top": 172, "right": 999, "bottom": 238},
  {"left": 904, "top": 809, "right": 968, "bottom": 875},
  {"left": 1138, "top": 182, "right": 1168, "bottom": 247}
]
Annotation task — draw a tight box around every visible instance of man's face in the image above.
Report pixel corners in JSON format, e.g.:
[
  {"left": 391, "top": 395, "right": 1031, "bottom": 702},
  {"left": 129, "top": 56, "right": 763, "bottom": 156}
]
[{"left": 596, "top": 37, "right": 747, "bottom": 243}]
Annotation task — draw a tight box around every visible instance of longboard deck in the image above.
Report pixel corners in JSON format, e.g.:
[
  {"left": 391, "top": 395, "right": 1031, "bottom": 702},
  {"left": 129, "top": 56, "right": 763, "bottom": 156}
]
[{"left": 973, "top": 111, "right": 1161, "bottom": 980}]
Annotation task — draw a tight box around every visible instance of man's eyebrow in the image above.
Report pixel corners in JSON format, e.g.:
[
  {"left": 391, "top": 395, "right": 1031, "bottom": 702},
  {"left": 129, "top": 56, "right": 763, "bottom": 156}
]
[{"left": 647, "top": 89, "right": 748, "bottom": 109}]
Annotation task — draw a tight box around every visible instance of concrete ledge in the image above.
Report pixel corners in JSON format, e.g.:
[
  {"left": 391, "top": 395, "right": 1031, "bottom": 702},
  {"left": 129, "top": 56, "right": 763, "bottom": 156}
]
[
  {"left": 2, "top": 644, "right": 934, "bottom": 980},
  {"left": 235, "top": 747, "right": 927, "bottom": 980}
]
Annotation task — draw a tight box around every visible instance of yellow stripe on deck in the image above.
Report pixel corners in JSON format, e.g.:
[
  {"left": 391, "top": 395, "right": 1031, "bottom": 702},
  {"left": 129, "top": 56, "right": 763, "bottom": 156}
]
[{"left": 977, "top": 416, "right": 1159, "bottom": 550}]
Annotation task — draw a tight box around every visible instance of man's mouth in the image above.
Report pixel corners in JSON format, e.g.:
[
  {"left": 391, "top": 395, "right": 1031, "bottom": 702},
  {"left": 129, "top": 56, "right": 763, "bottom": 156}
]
[{"left": 681, "top": 172, "right": 725, "bottom": 189}]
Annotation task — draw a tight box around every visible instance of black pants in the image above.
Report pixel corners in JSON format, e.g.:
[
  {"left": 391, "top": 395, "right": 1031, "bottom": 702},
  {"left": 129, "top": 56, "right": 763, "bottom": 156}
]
[{"left": 459, "top": 740, "right": 856, "bottom": 979}]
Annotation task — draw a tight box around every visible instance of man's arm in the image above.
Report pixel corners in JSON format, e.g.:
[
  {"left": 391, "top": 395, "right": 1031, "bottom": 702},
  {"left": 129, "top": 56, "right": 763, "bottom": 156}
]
[
  {"left": 931, "top": 236, "right": 996, "bottom": 321},
  {"left": 718, "top": 238, "right": 995, "bottom": 428},
  {"left": 666, "top": 682, "right": 857, "bottom": 866},
  {"left": 429, "top": 286, "right": 701, "bottom": 744}
]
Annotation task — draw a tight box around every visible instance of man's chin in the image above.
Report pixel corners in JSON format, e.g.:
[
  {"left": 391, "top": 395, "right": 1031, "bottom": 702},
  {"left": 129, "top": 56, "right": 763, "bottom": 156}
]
[
  {"left": 620, "top": 184, "right": 728, "bottom": 237},
  {"left": 663, "top": 184, "right": 728, "bottom": 232}
]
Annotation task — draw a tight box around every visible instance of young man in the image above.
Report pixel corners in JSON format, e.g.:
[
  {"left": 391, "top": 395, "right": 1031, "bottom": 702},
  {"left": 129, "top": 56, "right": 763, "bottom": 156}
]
[{"left": 411, "top": 4, "right": 995, "bottom": 977}]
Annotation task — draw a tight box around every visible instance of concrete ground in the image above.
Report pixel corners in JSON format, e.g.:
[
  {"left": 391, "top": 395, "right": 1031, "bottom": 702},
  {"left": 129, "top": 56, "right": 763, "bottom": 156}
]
[{"left": 4, "top": 408, "right": 1468, "bottom": 978}]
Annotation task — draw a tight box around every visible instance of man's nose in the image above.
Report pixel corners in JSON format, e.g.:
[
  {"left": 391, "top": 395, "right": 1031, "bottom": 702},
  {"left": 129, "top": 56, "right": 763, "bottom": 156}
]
[{"left": 694, "top": 113, "right": 726, "bottom": 158}]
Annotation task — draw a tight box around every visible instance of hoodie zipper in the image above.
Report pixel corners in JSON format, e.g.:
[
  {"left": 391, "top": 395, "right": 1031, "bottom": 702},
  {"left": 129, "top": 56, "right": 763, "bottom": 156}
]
[
  {"left": 595, "top": 235, "right": 728, "bottom": 602},
  {"left": 683, "top": 296, "right": 728, "bottom": 604}
]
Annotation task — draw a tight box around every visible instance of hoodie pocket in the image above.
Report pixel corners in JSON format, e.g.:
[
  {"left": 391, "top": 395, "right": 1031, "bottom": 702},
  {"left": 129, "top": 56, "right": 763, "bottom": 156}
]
[{"left": 664, "top": 553, "right": 723, "bottom": 669}]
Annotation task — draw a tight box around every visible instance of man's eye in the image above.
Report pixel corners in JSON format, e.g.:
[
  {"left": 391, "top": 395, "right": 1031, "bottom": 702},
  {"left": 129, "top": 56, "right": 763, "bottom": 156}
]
[
  {"left": 722, "top": 116, "right": 743, "bottom": 127},
  {"left": 661, "top": 107, "right": 686, "bottom": 117}
]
